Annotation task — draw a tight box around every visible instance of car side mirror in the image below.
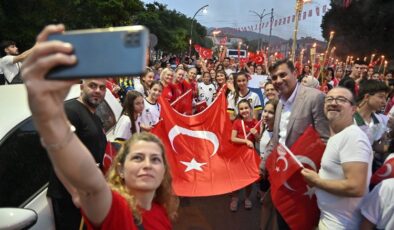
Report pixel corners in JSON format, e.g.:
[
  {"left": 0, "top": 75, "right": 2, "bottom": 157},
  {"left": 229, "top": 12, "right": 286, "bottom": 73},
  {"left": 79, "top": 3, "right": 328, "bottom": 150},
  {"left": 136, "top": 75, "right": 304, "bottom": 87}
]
[{"left": 0, "top": 208, "right": 37, "bottom": 229}]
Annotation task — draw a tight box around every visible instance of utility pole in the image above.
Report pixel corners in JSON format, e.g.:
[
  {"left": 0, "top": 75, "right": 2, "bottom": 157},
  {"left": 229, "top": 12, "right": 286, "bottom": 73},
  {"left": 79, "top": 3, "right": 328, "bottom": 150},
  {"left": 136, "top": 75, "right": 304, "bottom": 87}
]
[{"left": 249, "top": 9, "right": 271, "bottom": 51}]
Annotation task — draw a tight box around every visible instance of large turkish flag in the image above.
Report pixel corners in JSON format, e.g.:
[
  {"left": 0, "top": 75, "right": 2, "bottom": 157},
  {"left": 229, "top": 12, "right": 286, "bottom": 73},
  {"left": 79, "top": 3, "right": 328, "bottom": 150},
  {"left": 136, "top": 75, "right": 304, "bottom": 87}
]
[
  {"left": 267, "top": 126, "right": 326, "bottom": 230},
  {"left": 152, "top": 90, "right": 261, "bottom": 197}
]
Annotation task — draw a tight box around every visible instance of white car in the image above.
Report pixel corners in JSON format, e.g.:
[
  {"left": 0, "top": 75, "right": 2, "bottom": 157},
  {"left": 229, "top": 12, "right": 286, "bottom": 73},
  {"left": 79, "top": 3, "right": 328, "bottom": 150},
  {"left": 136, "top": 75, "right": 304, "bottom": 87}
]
[{"left": 0, "top": 84, "right": 122, "bottom": 229}]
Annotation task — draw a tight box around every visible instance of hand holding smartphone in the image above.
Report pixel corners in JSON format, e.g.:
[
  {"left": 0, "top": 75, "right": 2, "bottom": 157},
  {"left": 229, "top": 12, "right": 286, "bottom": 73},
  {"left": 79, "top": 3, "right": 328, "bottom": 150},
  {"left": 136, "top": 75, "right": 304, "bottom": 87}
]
[{"left": 46, "top": 25, "right": 149, "bottom": 80}]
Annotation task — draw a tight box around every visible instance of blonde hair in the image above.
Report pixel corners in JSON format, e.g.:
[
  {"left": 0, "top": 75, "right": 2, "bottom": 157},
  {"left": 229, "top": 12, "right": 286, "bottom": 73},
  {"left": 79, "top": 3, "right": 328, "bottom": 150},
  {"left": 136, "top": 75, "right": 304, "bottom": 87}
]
[
  {"left": 160, "top": 68, "right": 174, "bottom": 83},
  {"left": 106, "top": 132, "right": 179, "bottom": 223}
]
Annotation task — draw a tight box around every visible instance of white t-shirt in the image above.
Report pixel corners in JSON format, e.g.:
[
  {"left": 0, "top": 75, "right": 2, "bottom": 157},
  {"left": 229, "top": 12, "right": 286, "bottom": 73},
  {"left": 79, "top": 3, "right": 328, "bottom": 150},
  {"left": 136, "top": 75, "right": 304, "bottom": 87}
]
[
  {"left": 113, "top": 114, "right": 141, "bottom": 140},
  {"left": 227, "top": 89, "right": 262, "bottom": 115},
  {"left": 133, "top": 77, "right": 145, "bottom": 95},
  {"left": 360, "top": 178, "right": 394, "bottom": 230},
  {"left": 0, "top": 55, "right": 20, "bottom": 84},
  {"left": 140, "top": 98, "right": 161, "bottom": 127},
  {"left": 198, "top": 82, "right": 216, "bottom": 105},
  {"left": 316, "top": 125, "right": 373, "bottom": 230},
  {"left": 354, "top": 112, "right": 388, "bottom": 144}
]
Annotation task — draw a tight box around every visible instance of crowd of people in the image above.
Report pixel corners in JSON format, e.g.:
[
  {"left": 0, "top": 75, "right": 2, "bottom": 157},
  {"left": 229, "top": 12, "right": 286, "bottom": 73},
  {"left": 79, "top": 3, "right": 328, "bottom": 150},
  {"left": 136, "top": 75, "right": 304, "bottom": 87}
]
[{"left": 2, "top": 23, "right": 394, "bottom": 229}]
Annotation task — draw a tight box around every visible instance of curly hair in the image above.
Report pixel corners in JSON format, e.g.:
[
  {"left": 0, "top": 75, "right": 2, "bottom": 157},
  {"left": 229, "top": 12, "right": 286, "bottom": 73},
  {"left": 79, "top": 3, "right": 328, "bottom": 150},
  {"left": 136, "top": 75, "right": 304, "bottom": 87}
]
[{"left": 106, "top": 132, "right": 179, "bottom": 223}]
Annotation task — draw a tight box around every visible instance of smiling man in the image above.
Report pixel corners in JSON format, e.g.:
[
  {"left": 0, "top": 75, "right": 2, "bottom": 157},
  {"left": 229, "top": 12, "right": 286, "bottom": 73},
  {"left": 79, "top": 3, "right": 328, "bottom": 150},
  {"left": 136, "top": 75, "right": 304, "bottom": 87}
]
[
  {"left": 302, "top": 87, "right": 373, "bottom": 229},
  {"left": 261, "top": 59, "right": 329, "bottom": 229},
  {"left": 47, "top": 79, "right": 108, "bottom": 230}
]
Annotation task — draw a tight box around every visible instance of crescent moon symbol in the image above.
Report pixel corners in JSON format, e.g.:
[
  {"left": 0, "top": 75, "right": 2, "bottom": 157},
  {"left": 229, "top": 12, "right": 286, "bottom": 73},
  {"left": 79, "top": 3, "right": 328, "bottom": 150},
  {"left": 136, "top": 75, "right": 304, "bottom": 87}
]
[
  {"left": 376, "top": 164, "right": 392, "bottom": 178},
  {"left": 276, "top": 156, "right": 289, "bottom": 172},
  {"left": 168, "top": 125, "right": 219, "bottom": 157}
]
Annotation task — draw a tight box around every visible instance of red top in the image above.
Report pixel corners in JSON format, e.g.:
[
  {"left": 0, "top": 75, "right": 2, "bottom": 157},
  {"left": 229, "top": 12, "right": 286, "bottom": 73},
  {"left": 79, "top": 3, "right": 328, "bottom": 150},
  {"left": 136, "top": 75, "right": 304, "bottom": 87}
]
[
  {"left": 82, "top": 190, "right": 171, "bottom": 230},
  {"left": 182, "top": 80, "right": 198, "bottom": 99},
  {"left": 161, "top": 84, "right": 176, "bottom": 103},
  {"left": 232, "top": 118, "right": 260, "bottom": 142}
]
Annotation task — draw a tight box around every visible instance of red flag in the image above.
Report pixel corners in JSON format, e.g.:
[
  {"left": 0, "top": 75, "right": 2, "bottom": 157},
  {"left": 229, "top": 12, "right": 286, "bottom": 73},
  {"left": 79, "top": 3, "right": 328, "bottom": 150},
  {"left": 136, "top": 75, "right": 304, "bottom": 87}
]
[
  {"left": 267, "top": 126, "right": 326, "bottom": 230},
  {"left": 371, "top": 154, "right": 394, "bottom": 186},
  {"left": 253, "top": 53, "right": 264, "bottom": 65},
  {"left": 266, "top": 143, "right": 303, "bottom": 191},
  {"left": 194, "top": 44, "right": 201, "bottom": 53},
  {"left": 152, "top": 91, "right": 261, "bottom": 196},
  {"left": 171, "top": 89, "right": 193, "bottom": 115},
  {"left": 102, "top": 141, "right": 120, "bottom": 174},
  {"left": 199, "top": 47, "right": 213, "bottom": 59}
]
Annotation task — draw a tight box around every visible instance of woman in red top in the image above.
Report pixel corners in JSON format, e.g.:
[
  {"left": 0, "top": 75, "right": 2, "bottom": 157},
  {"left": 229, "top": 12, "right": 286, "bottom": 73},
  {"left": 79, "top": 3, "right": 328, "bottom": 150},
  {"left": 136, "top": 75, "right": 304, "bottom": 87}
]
[
  {"left": 160, "top": 68, "right": 177, "bottom": 103},
  {"left": 229, "top": 99, "right": 260, "bottom": 212},
  {"left": 22, "top": 25, "right": 178, "bottom": 230}
]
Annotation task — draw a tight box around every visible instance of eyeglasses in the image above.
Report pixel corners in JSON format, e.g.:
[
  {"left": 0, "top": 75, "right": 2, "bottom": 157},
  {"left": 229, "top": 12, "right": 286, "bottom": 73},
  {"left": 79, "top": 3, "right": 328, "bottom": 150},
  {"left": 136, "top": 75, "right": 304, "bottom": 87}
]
[{"left": 324, "top": 96, "right": 354, "bottom": 105}]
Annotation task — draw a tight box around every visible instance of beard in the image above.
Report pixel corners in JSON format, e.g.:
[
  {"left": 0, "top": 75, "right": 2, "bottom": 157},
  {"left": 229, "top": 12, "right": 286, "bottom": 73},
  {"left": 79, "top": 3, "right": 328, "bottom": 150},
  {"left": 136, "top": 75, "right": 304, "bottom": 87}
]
[{"left": 82, "top": 93, "right": 103, "bottom": 109}]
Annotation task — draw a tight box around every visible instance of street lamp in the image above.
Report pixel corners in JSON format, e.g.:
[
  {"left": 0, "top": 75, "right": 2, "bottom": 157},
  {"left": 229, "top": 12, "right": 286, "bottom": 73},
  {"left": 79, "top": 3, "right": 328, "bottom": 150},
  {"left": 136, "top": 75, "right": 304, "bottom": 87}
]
[
  {"left": 249, "top": 9, "right": 273, "bottom": 51},
  {"left": 189, "top": 4, "right": 209, "bottom": 57}
]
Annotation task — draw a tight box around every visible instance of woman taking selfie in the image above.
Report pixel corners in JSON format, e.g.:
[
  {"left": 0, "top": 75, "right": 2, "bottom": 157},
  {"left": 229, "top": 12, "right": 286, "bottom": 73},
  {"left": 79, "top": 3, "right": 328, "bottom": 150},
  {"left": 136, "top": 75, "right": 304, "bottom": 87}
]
[{"left": 22, "top": 24, "right": 178, "bottom": 230}]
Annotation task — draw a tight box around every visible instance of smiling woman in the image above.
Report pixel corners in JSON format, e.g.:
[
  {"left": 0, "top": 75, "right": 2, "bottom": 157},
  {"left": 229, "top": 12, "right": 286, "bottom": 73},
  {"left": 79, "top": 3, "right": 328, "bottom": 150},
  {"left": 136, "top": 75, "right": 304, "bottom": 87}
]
[{"left": 21, "top": 24, "right": 178, "bottom": 230}]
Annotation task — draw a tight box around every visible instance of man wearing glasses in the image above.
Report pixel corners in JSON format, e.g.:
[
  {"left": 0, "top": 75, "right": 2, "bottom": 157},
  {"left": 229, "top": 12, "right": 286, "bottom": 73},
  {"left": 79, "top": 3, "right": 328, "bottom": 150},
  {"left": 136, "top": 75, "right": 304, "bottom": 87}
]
[{"left": 302, "top": 87, "right": 373, "bottom": 229}]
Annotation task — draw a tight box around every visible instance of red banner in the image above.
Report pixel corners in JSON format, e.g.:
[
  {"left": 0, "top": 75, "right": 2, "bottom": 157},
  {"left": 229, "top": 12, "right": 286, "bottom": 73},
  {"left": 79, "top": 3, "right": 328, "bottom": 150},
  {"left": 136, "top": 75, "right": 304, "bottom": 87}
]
[{"left": 152, "top": 91, "right": 261, "bottom": 196}]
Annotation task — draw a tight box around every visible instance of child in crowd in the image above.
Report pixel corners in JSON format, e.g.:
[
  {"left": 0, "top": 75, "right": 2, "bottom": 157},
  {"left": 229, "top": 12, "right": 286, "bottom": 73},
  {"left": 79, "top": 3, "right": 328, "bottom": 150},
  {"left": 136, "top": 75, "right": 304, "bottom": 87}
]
[
  {"left": 227, "top": 72, "right": 262, "bottom": 120},
  {"left": 141, "top": 81, "right": 163, "bottom": 131},
  {"left": 198, "top": 71, "right": 216, "bottom": 106},
  {"left": 230, "top": 99, "right": 260, "bottom": 211},
  {"left": 134, "top": 68, "right": 155, "bottom": 97},
  {"left": 258, "top": 99, "right": 279, "bottom": 201},
  {"left": 114, "top": 91, "right": 144, "bottom": 142}
]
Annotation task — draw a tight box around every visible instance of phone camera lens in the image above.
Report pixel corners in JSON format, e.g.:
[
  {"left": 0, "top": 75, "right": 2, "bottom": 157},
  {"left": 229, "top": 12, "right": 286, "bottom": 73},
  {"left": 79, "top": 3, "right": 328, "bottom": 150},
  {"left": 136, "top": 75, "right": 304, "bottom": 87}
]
[{"left": 124, "top": 32, "right": 140, "bottom": 47}]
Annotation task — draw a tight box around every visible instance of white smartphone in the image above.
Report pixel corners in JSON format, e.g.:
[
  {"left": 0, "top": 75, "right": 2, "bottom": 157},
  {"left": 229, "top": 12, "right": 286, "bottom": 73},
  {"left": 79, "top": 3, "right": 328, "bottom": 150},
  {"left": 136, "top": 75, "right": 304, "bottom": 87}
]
[{"left": 46, "top": 25, "right": 149, "bottom": 79}]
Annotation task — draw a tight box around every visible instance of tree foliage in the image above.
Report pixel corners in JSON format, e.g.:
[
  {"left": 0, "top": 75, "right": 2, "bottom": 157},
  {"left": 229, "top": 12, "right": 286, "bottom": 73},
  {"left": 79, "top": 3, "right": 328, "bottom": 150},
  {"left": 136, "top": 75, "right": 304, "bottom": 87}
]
[
  {"left": 321, "top": 0, "right": 394, "bottom": 60},
  {"left": 0, "top": 0, "right": 207, "bottom": 54}
]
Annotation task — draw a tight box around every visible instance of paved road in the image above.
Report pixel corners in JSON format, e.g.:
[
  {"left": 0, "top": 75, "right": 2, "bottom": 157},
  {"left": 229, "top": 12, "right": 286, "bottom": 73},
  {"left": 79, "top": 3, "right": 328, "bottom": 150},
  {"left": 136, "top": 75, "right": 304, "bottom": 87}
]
[{"left": 173, "top": 187, "right": 262, "bottom": 230}]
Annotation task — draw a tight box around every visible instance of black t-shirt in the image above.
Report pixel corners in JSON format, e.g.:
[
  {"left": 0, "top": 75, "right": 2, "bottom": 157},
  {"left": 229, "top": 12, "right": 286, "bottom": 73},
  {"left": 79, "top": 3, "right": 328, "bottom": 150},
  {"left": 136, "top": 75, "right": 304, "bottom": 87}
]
[{"left": 47, "top": 99, "right": 107, "bottom": 198}]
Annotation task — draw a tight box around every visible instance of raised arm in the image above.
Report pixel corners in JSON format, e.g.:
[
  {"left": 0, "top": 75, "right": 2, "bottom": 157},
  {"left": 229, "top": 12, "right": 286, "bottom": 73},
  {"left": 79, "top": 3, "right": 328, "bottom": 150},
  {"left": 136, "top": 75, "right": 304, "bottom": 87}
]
[{"left": 22, "top": 24, "right": 111, "bottom": 227}]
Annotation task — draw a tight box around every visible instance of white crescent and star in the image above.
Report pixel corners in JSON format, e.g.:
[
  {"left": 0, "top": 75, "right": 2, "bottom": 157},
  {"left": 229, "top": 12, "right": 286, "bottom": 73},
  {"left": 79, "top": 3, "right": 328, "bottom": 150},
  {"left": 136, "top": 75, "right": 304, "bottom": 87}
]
[
  {"left": 282, "top": 155, "right": 318, "bottom": 199},
  {"left": 168, "top": 125, "right": 219, "bottom": 157}
]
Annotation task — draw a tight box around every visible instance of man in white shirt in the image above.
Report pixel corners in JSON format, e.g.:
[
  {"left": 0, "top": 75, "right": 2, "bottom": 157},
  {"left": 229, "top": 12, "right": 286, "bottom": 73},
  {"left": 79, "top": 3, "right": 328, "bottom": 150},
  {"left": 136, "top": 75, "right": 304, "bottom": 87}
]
[
  {"left": 0, "top": 40, "right": 34, "bottom": 84},
  {"left": 360, "top": 178, "right": 394, "bottom": 230},
  {"left": 302, "top": 87, "right": 373, "bottom": 229}
]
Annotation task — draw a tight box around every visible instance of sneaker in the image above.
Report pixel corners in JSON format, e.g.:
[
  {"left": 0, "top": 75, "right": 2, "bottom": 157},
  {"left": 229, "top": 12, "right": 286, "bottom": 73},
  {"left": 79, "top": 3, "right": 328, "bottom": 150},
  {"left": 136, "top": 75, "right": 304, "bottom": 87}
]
[
  {"left": 244, "top": 199, "right": 252, "bottom": 210},
  {"left": 230, "top": 197, "right": 238, "bottom": 212}
]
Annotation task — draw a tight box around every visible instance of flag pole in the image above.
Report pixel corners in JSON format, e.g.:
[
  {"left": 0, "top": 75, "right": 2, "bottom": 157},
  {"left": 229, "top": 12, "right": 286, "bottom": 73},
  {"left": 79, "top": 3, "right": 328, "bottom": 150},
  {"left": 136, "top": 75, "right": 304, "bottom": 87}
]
[
  {"left": 280, "top": 144, "right": 304, "bottom": 168},
  {"left": 170, "top": 89, "right": 192, "bottom": 106}
]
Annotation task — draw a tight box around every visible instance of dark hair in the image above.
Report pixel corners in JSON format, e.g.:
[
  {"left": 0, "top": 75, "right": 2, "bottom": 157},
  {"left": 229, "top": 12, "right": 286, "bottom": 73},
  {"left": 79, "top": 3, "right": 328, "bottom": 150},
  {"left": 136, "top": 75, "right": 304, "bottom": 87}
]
[
  {"left": 0, "top": 40, "right": 16, "bottom": 56},
  {"left": 261, "top": 99, "right": 279, "bottom": 133},
  {"left": 354, "top": 60, "right": 367, "bottom": 66},
  {"left": 269, "top": 58, "right": 295, "bottom": 73},
  {"left": 233, "top": 72, "right": 249, "bottom": 107},
  {"left": 140, "top": 68, "right": 154, "bottom": 97},
  {"left": 357, "top": 79, "right": 390, "bottom": 103},
  {"left": 122, "top": 91, "right": 144, "bottom": 134},
  {"left": 236, "top": 99, "right": 253, "bottom": 119}
]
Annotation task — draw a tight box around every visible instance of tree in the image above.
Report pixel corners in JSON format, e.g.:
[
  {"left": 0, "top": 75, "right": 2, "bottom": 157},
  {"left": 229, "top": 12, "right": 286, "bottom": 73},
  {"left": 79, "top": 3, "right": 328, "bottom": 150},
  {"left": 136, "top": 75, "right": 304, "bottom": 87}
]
[
  {"left": 321, "top": 0, "right": 394, "bottom": 60},
  {"left": 0, "top": 0, "right": 207, "bottom": 55}
]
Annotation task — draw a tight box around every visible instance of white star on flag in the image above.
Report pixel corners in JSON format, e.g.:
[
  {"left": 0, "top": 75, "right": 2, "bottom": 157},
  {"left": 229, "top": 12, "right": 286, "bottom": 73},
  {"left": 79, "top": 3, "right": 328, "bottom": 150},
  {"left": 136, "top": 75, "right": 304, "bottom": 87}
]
[
  {"left": 303, "top": 185, "right": 315, "bottom": 199},
  {"left": 180, "top": 158, "right": 207, "bottom": 172}
]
